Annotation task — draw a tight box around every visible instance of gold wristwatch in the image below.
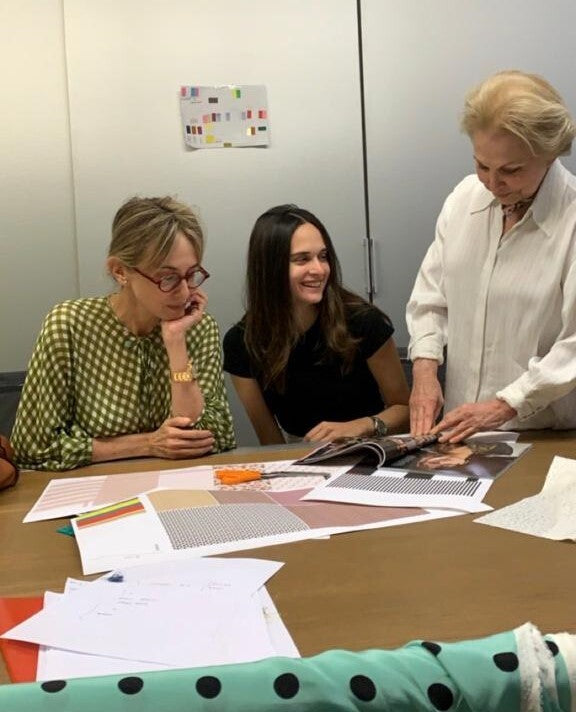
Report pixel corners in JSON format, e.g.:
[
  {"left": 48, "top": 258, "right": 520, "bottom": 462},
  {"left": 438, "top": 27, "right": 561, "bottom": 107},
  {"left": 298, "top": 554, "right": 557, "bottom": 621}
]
[{"left": 171, "top": 361, "right": 196, "bottom": 383}]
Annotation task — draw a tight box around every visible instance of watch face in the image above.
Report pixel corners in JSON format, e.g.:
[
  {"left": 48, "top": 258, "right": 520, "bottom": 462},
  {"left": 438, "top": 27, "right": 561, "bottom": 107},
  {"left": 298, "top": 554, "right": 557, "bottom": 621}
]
[{"left": 374, "top": 418, "right": 388, "bottom": 437}]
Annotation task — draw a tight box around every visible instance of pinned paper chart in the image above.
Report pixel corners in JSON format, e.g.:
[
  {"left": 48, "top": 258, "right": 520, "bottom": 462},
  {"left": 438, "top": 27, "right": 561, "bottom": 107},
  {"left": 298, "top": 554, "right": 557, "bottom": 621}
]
[{"left": 179, "top": 85, "right": 269, "bottom": 148}]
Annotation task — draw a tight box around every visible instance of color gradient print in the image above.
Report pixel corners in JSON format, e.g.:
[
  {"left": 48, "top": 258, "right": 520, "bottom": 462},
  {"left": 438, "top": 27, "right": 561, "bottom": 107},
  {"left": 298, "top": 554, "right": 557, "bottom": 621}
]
[
  {"left": 72, "top": 486, "right": 461, "bottom": 574},
  {"left": 146, "top": 488, "right": 423, "bottom": 551},
  {"left": 75, "top": 499, "right": 145, "bottom": 529}
]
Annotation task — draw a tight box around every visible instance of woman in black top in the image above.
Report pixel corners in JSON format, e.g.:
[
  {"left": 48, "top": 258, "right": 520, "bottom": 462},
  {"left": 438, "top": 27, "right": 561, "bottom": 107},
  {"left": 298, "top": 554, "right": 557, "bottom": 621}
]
[{"left": 223, "top": 205, "right": 409, "bottom": 444}]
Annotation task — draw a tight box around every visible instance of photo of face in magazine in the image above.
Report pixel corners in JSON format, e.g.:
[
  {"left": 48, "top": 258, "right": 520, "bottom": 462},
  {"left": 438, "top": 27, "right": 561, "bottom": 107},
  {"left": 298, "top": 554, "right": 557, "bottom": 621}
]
[
  {"left": 391, "top": 440, "right": 516, "bottom": 479},
  {"left": 296, "top": 432, "right": 528, "bottom": 478}
]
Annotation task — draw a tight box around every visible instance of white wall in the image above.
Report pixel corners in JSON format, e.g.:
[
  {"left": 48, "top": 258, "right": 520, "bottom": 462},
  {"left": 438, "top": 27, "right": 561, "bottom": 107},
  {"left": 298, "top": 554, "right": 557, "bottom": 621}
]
[
  {"left": 63, "top": 0, "right": 367, "bottom": 324},
  {"left": 4, "top": 1, "right": 576, "bottom": 442},
  {"left": 362, "top": 0, "right": 576, "bottom": 342},
  {"left": 62, "top": 0, "right": 367, "bottom": 445},
  {"left": 0, "top": 0, "right": 77, "bottom": 371}
]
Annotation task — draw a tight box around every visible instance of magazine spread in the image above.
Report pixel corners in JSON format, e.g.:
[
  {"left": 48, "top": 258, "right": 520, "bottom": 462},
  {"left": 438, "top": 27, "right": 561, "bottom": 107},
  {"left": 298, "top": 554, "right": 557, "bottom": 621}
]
[
  {"left": 296, "top": 431, "right": 531, "bottom": 480},
  {"left": 295, "top": 433, "right": 439, "bottom": 468}
]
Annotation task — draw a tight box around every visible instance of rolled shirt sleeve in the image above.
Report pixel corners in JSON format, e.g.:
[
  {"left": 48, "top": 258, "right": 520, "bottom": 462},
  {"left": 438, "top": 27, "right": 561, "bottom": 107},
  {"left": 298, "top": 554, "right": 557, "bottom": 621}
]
[
  {"left": 190, "top": 316, "right": 236, "bottom": 451},
  {"left": 406, "top": 232, "right": 448, "bottom": 365},
  {"left": 406, "top": 163, "right": 576, "bottom": 429},
  {"left": 496, "top": 250, "right": 576, "bottom": 421}
]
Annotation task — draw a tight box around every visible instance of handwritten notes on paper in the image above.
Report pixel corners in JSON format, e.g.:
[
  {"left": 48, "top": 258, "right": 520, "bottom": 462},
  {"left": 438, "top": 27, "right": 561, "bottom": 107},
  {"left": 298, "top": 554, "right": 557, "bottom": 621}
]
[
  {"left": 2, "top": 558, "right": 297, "bottom": 679},
  {"left": 476, "top": 455, "right": 576, "bottom": 541}
]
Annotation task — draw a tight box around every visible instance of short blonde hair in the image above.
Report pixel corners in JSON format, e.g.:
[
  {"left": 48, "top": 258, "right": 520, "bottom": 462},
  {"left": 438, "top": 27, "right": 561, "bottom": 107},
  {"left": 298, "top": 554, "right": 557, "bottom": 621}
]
[
  {"left": 461, "top": 70, "right": 576, "bottom": 157},
  {"left": 108, "top": 196, "right": 204, "bottom": 268}
]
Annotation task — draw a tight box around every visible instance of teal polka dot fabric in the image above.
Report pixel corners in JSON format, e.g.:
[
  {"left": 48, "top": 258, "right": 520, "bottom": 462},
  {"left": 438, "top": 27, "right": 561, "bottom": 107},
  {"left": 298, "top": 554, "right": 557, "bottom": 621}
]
[{"left": 0, "top": 624, "right": 572, "bottom": 711}]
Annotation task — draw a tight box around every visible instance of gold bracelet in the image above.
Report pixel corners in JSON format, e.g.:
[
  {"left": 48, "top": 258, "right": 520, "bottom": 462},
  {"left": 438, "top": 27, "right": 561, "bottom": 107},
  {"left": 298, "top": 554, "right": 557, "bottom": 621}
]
[{"left": 171, "top": 360, "right": 196, "bottom": 383}]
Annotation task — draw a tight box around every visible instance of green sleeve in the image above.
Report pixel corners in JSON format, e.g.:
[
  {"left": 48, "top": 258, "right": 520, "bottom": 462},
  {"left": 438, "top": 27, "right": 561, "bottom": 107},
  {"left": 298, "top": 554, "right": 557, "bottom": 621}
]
[
  {"left": 11, "top": 307, "right": 92, "bottom": 471},
  {"left": 0, "top": 625, "right": 571, "bottom": 711},
  {"left": 189, "top": 315, "right": 236, "bottom": 452}
]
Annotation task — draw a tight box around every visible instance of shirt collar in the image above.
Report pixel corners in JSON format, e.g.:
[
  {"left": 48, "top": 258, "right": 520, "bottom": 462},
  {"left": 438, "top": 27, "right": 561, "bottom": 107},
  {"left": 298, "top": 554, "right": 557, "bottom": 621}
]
[
  {"left": 529, "top": 159, "right": 568, "bottom": 236},
  {"left": 468, "top": 159, "right": 568, "bottom": 237}
]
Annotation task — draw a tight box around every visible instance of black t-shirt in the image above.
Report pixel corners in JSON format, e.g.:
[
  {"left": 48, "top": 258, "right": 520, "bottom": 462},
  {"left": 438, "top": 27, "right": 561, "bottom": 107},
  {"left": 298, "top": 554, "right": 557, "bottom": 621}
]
[{"left": 223, "top": 305, "right": 394, "bottom": 437}]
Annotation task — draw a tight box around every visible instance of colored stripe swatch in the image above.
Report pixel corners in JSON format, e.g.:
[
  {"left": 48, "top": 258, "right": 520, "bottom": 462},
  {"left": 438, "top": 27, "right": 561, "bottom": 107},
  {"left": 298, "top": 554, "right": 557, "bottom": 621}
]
[{"left": 76, "top": 498, "right": 145, "bottom": 529}]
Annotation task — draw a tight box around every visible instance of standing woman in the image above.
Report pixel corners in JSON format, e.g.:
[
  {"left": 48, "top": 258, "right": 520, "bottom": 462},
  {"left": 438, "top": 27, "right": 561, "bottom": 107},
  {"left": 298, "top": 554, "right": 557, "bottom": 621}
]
[
  {"left": 13, "top": 196, "right": 235, "bottom": 471},
  {"left": 408, "top": 70, "right": 576, "bottom": 442},
  {"left": 223, "top": 204, "right": 409, "bottom": 444}
]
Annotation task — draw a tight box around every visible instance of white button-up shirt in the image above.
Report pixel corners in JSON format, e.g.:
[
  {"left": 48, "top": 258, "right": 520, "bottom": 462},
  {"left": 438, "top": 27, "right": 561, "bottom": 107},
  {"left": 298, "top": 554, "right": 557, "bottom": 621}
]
[{"left": 407, "top": 159, "right": 576, "bottom": 429}]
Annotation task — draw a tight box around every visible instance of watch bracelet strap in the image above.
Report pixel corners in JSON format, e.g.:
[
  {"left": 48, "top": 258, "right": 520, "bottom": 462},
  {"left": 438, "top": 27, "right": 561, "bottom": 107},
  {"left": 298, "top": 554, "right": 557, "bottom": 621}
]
[{"left": 171, "top": 360, "right": 197, "bottom": 382}]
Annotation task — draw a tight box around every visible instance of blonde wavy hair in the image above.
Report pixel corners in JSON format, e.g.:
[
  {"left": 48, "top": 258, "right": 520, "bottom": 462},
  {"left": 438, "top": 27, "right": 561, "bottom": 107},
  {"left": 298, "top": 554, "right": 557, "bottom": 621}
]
[
  {"left": 108, "top": 196, "right": 204, "bottom": 269},
  {"left": 461, "top": 70, "right": 576, "bottom": 157}
]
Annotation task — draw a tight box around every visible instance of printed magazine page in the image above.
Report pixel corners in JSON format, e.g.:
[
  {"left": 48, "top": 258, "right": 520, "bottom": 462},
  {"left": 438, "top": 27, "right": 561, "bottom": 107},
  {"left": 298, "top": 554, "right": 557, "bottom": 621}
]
[
  {"left": 295, "top": 433, "right": 439, "bottom": 468},
  {"left": 296, "top": 432, "right": 530, "bottom": 480}
]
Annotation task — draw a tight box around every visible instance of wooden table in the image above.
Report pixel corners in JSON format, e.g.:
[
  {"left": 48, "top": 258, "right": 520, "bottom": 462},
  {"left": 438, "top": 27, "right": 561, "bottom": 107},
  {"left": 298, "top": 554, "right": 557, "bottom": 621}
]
[{"left": 1, "top": 433, "right": 575, "bottom": 684}]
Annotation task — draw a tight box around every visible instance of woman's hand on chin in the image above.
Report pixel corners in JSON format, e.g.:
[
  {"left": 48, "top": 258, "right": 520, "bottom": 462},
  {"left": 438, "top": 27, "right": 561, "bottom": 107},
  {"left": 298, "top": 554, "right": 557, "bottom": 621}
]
[{"left": 161, "top": 288, "right": 208, "bottom": 341}]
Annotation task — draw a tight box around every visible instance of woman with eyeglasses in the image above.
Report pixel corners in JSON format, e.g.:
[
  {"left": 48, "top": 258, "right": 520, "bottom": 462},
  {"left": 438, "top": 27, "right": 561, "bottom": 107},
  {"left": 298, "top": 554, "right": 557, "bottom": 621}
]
[
  {"left": 12, "top": 196, "right": 235, "bottom": 471},
  {"left": 223, "top": 204, "right": 410, "bottom": 445}
]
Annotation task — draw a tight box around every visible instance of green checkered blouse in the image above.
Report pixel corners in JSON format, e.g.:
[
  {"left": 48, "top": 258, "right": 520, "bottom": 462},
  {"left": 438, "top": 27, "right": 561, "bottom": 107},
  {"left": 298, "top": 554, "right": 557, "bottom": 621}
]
[{"left": 12, "top": 297, "right": 236, "bottom": 471}]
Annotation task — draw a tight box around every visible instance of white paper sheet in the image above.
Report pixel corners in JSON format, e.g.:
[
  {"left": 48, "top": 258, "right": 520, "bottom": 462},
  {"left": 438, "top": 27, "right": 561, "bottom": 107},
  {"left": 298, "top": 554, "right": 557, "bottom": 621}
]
[
  {"left": 301, "top": 470, "right": 493, "bottom": 513},
  {"left": 179, "top": 84, "right": 270, "bottom": 149},
  {"left": 5, "top": 559, "right": 285, "bottom": 667},
  {"left": 23, "top": 461, "right": 338, "bottom": 523},
  {"left": 23, "top": 467, "right": 215, "bottom": 523},
  {"left": 475, "top": 455, "right": 576, "bottom": 540},
  {"left": 97, "top": 556, "right": 283, "bottom": 592},
  {"left": 36, "top": 586, "right": 298, "bottom": 681},
  {"left": 71, "top": 484, "right": 463, "bottom": 576}
]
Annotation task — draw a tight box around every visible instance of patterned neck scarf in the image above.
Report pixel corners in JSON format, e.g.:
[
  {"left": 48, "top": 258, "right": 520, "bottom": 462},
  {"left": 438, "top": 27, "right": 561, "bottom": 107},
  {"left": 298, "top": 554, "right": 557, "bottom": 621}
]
[{"left": 501, "top": 198, "right": 534, "bottom": 217}]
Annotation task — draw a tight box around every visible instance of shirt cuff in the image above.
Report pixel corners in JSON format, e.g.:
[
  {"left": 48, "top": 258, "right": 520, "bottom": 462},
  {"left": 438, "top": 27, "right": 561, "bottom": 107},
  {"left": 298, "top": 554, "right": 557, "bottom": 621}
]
[
  {"left": 495, "top": 386, "right": 542, "bottom": 421},
  {"left": 408, "top": 343, "right": 445, "bottom": 366},
  {"left": 189, "top": 406, "right": 206, "bottom": 428}
]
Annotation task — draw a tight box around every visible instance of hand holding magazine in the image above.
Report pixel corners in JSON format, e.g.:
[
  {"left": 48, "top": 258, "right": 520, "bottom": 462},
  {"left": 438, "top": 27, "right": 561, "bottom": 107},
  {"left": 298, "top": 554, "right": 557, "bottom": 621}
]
[
  {"left": 295, "top": 433, "right": 439, "bottom": 467},
  {"left": 296, "top": 431, "right": 529, "bottom": 481}
]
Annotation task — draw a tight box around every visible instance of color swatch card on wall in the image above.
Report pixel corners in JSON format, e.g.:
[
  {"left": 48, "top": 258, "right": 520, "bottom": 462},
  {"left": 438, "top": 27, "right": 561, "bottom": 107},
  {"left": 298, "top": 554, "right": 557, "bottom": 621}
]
[{"left": 180, "top": 85, "right": 269, "bottom": 148}]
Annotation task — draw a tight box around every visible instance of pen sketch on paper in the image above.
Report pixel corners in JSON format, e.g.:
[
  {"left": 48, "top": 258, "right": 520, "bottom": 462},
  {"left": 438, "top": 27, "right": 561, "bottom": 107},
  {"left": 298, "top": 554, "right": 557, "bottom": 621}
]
[
  {"left": 2, "top": 559, "right": 297, "bottom": 678},
  {"left": 179, "top": 85, "right": 269, "bottom": 149}
]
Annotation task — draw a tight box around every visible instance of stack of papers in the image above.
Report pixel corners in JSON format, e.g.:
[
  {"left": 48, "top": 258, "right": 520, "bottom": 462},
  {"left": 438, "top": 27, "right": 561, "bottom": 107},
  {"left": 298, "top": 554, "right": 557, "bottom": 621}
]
[
  {"left": 1, "top": 557, "right": 298, "bottom": 681},
  {"left": 22, "top": 461, "right": 334, "bottom": 524},
  {"left": 22, "top": 448, "right": 523, "bottom": 577}
]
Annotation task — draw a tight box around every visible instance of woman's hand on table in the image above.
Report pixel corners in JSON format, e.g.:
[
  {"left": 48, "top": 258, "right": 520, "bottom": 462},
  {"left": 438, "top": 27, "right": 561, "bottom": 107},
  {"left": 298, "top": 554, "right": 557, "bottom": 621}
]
[
  {"left": 304, "top": 418, "right": 373, "bottom": 442},
  {"left": 149, "top": 416, "right": 214, "bottom": 458},
  {"left": 431, "top": 398, "right": 517, "bottom": 443},
  {"left": 410, "top": 359, "right": 444, "bottom": 435}
]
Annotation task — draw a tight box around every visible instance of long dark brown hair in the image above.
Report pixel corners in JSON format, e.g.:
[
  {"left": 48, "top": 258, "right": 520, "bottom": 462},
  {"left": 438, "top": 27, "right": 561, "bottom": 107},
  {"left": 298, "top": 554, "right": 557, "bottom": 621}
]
[{"left": 243, "top": 204, "right": 374, "bottom": 391}]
